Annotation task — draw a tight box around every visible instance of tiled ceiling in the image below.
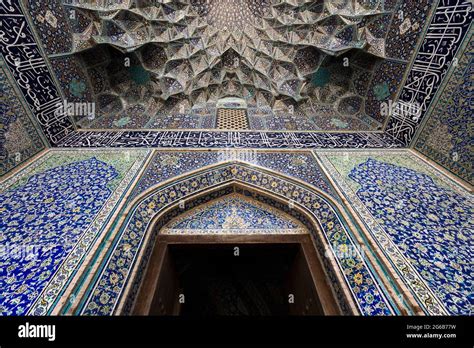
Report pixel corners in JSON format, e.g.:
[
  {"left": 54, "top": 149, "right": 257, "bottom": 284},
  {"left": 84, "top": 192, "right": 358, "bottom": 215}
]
[{"left": 28, "top": 0, "right": 435, "bottom": 132}]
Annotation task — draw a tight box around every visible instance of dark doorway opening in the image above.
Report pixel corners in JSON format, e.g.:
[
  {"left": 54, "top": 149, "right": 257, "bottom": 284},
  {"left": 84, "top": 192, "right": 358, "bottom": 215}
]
[
  {"left": 136, "top": 238, "right": 335, "bottom": 316},
  {"left": 176, "top": 243, "right": 316, "bottom": 316}
]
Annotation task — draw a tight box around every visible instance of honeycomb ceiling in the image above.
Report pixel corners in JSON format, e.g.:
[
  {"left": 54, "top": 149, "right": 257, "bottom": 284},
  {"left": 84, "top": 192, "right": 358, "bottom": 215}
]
[{"left": 50, "top": 0, "right": 411, "bottom": 130}]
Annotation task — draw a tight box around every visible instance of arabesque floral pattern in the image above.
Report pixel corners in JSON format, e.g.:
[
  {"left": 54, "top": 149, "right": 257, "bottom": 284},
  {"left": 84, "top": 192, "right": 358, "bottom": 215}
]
[
  {"left": 162, "top": 194, "right": 307, "bottom": 234},
  {"left": 80, "top": 164, "right": 394, "bottom": 316},
  {"left": 349, "top": 158, "right": 473, "bottom": 315},
  {"left": 0, "top": 158, "right": 117, "bottom": 315}
]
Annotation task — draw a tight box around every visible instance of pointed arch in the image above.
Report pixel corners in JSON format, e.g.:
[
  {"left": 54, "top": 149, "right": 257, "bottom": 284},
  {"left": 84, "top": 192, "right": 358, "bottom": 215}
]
[{"left": 78, "top": 161, "right": 397, "bottom": 316}]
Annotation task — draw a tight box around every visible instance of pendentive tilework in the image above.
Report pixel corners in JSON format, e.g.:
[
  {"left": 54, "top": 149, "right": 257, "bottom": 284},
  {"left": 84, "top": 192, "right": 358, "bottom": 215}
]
[
  {"left": 415, "top": 29, "right": 473, "bottom": 185},
  {"left": 49, "top": 55, "right": 94, "bottom": 113},
  {"left": 318, "top": 151, "right": 473, "bottom": 315},
  {"left": 0, "top": 63, "right": 45, "bottom": 176},
  {"left": 27, "top": 0, "right": 73, "bottom": 55},
  {"left": 0, "top": 150, "right": 149, "bottom": 315},
  {"left": 79, "top": 163, "right": 395, "bottom": 316},
  {"left": 384, "top": 0, "right": 432, "bottom": 61}
]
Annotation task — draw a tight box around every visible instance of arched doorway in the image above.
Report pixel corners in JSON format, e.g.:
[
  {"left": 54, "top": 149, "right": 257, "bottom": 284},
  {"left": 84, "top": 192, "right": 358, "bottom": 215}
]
[
  {"left": 79, "top": 162, "right": 395, "bottom": 316},
  {"left": 132, "top": 187, "right": 341, "bottom": 315}
]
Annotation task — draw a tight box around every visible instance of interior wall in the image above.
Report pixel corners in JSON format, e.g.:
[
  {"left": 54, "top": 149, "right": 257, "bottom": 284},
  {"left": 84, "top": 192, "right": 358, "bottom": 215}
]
[
  {"left": 0, "top": 149, "right": 472, "bottom": 317},
  {"left": 0, "top": 59, "right": 47, "bottom": 176},
  {"left": 0, "top": 149, "right": 150, "bottom": 315},
  {"left": 79, "top": 163, "right": 397, "bottom": 316},
  {"left": 414, "top": 28, "right": 473, "bottom": 186},
  {"left": 317, "top": 150, "right": 473, "bottom": 316}
]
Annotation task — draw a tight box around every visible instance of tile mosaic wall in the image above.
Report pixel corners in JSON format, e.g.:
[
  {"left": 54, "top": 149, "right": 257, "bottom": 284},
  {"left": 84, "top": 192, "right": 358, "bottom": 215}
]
[
  {"left": 130, "top": 150, "right": 339, "bottom": 201},
  {"left": 27, "top": 0, "right": 73, "bottom": 55},
  {"left": 414, "top": 29, "right": 473, "bottom": 185},
  {"left": 385, "top": 0, "right": 472, "bottom": 145},
  {"left": 0, "top": 149, "right": 150, "bottom": 315},
  {"left": 79, "top": 163, "right": 395, "bottom": 316},
  {"left": 161, "top": 193, "right": 308, "bottom": 235},
  {"left": 3, "top": 146, "right": 471, "bottom": 317},
  {"left": 0, "top": 63, "right": 45, "bottom": 176},
  {"left": 318, "top": 151, "right": 473, "bottom": 315}
]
